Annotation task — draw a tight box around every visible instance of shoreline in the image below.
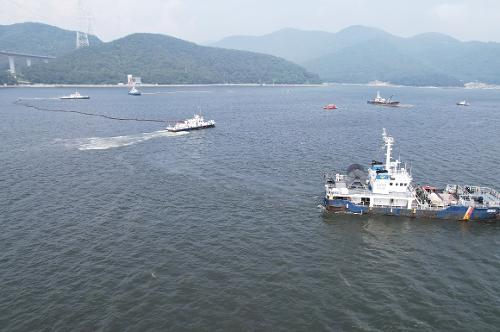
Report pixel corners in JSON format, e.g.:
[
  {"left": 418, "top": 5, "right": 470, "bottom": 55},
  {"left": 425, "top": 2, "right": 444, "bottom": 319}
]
[
  {"left": 1, "top": 83, "right": 325, "bottom": 88},
  {"left": 2, "top": 82, "right": 500, "bottom": 89}
]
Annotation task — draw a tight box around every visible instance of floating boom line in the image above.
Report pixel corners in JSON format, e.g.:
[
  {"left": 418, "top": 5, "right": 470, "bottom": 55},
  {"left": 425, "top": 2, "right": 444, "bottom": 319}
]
[{"left": 14, "top": 99, "right": 177, "bottom": 123}]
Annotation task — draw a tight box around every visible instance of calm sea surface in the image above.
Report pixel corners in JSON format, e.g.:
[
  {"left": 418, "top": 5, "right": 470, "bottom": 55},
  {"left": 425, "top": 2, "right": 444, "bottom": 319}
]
[{"left": 1, "top": 85, "right": 499, "bottom": 331}]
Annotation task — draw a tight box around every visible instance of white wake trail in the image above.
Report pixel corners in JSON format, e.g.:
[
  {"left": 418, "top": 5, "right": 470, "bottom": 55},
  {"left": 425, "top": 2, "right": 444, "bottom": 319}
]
[
  {"left": 142, "top": 90, "right": 210, "bottom": 95},
  {"left": 59, "top": 130, "right": 188, "bottom": 151},
  {"left": 17, "top": 97, "right": 60, "bottom": 100}
]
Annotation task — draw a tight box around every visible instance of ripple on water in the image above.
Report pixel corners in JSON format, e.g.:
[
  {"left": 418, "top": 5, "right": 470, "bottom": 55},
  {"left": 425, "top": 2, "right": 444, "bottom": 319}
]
[{"left": 1, "top": 86, "right": 499, "bottom": 331}]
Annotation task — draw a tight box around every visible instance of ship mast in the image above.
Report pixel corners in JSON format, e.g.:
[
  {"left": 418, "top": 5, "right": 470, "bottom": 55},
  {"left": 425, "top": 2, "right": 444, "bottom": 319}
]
[{"left": 382, "top": 128, "right": 394, "bottom": 170}]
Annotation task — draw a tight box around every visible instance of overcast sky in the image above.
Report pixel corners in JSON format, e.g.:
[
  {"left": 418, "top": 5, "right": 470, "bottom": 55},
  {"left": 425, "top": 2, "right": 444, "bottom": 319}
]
[{"left": 2, "top": 0, "right": 500, "bottom": 43}]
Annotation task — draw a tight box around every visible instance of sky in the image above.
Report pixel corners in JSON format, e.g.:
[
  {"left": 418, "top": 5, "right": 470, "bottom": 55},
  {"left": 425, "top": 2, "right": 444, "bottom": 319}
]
[{"left": 2, "top": 0, "right": 500, "bottom": 43}]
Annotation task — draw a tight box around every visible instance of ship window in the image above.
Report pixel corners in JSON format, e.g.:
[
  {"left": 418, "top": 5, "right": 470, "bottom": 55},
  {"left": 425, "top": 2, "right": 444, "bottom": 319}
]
[
  {"left": 390, "top": 183, "right": 393, "bottom": 186},
  {"left": 400, "top": 183, "right": 403, "bottom": 186},
  {"left": 395, "top": 183, "right": 398, "bottom": 186}
]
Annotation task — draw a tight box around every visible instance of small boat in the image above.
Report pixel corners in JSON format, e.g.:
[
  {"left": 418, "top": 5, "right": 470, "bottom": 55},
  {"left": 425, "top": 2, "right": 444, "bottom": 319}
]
[
  {"left": 367, "top": 91, "right": 399, "bottom": 106},
  {"left": 59, "top": 91, "right": 90, "bottom": 100},
  {"left": 323, "top": 104, "right": 338, "bottom": 110},
  {"left": 128, "top": 86, "right": 142, "bottom": 96},
  {"left": 456, "top": 100, "right": 470, "bottom": 106},
  {"left": 166, "top": 114, "right": 215, "bottom": 132}
]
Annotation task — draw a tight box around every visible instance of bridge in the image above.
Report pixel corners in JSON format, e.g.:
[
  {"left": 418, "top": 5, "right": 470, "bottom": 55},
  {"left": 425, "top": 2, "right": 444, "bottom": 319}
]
[{"left": 0, "top": 50, "right": 56, "bottom": 75}]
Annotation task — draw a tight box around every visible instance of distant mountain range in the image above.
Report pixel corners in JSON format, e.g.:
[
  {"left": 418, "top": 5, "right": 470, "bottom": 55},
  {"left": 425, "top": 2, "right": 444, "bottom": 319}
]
[
  {"left": 212, "top": 26, "right": 500, "bottom": 86},
  {"left": 4, "top": 22, "right": 500, "bottom": 87},
  {"left": 1, "top": 23, "right": 319, "bottom": 85}
]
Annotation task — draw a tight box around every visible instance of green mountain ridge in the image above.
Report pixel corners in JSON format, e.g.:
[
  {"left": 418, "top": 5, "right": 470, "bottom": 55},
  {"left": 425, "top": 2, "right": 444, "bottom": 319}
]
[
  {"left": 303, "top": 40, "right": 460, "bottom": 86},
  {"left": 213, "top": 26, "right": 500, "bottom": 86},
  {"left": 23, "top": 32, "right": 319, "bottom": 84},
  {"left": 0, "top": 22, "right": 102, "bottom": 82},
  {"left": 0, "top": 22, "right": 101, "bottom": 56}
]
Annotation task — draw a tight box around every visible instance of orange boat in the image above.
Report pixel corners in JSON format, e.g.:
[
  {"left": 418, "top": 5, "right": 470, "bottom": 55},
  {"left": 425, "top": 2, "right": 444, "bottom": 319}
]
[{"left": 323, "top": 104, "right": 338, "bottom": 110}]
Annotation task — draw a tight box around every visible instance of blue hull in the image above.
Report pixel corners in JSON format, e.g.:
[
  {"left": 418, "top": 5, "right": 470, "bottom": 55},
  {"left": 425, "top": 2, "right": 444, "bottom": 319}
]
[{"left": 325, "top": 199, "right": 500, "bottom": 221}]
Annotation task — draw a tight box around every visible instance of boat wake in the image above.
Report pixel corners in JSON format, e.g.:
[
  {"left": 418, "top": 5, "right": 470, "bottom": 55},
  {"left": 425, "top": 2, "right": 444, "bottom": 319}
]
[
  {"left": 17, "top": 97, "right": 60, "bottom": 100},
  {"left": 142, "top": 90, "right": 210, "bottom": 95},
  {"left": 58, "top": 130, "right": 188, "bottom": 151}
]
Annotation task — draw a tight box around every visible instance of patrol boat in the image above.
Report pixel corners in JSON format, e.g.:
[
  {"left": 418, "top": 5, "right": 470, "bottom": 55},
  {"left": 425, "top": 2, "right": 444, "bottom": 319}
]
[
  {"left": 367, "top": 91, "right": 399, "bottom": 106},
  {"left": 166, "top": 114, "right": 215, "bottom": 132},
  {"left": 59, "top": 91, "right": 90, "bottom": 100},
  {"left": 324, "top": 129, "right": 500, "bottom": 221}
]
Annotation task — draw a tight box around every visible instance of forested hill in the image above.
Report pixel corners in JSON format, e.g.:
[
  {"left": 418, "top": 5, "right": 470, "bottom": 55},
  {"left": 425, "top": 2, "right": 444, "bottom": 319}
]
[
  {"left": 213, "top": 26, "right": 500, "bottom": 87},
  {"left": 24, "top": 33, "right": 319, "bottom": 84},
  {"left": 0, "top": 22, "right": 101, "bottom": 56}
]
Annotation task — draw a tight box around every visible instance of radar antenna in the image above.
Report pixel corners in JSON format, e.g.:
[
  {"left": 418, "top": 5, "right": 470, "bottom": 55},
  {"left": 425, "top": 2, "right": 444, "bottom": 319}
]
[{"left": 382, "top": 128, "right": 394, "bottom": 170}]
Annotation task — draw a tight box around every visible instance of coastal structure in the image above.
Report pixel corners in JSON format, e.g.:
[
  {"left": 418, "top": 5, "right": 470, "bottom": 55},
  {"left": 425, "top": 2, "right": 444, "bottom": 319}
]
[{"left": 0, "top": 50, "right": 55, "bottom": 76}]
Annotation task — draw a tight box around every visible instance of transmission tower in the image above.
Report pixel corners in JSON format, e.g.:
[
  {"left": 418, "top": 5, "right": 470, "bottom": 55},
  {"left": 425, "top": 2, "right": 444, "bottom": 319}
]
[
  {"left": 76, "top": 0, "right": 93, "bottom": 49},
  {"left": 76, "top": 31, "right": 89, "bottom": 48}
]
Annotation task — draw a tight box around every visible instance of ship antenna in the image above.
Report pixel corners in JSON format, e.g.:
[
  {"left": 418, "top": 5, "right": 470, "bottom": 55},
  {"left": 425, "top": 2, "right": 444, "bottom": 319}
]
[{"left": 382, "top": 128, "right": 394, "bottom": 170}]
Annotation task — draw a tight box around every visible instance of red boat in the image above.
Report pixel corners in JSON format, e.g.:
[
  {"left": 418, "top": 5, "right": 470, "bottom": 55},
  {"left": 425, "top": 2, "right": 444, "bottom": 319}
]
[{"left": 323, "top": 104, "right": 338, "bottom": 110}]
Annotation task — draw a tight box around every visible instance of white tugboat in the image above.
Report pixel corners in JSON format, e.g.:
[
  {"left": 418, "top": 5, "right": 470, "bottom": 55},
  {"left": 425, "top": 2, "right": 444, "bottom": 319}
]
[
  {"left": 166, "top": 114, "right": 215, "bottom": 132},
  {"left": 128, "top": 86, "right": 142, "bottom": 96},
  {"left": 127, "top": 74, "right": 142, "bottom": 96},
  {"left": 59, "top": 91, "right": 90, "bottom": 100},
  {"left": 324, "top": 129, "right": 500, "bottom": 221},
  {"left": 456, "top": 100, "right": 470, "bottom": 106}
]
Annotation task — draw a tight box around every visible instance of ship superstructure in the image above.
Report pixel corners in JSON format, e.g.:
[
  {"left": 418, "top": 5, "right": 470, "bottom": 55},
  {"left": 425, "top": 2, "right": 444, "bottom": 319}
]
[{"left": 324, "top": 129, "right": 500, "bottom": 221}]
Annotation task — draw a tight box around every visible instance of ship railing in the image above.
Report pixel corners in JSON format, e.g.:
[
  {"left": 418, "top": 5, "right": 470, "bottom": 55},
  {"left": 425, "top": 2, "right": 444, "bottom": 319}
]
[
  {"left": 479, "top": 187, "right": 500, "bottom": 199},
  {"left": 446, "top": 184, "right": 500, "bottom": 197},
  {"left": 372, "top": 204, "right": 409, "bottom": 209},
  {"left": 390, "top": 169, "right": 410, "bottom": 175},
  {"left": 338, "top": 201, "right": 447, "bottom": 210},
  {"left": 414, "top": 205, "right": 450, "bottom": 211},
  {"left": 457, "top": 198, "right": 499, "bottom": 208}
]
